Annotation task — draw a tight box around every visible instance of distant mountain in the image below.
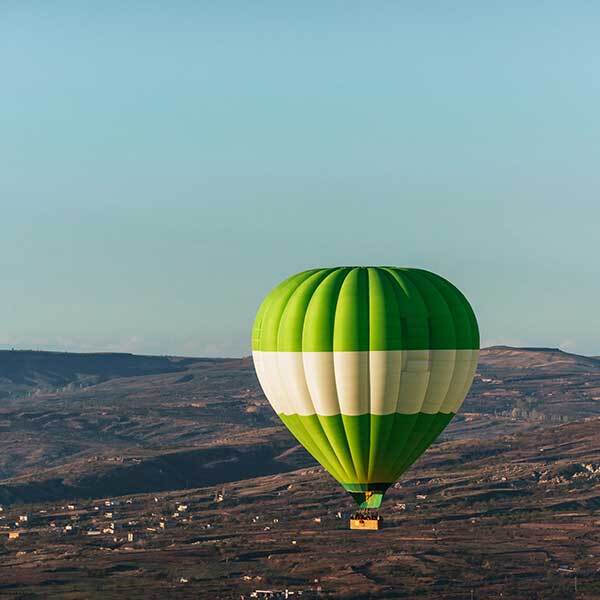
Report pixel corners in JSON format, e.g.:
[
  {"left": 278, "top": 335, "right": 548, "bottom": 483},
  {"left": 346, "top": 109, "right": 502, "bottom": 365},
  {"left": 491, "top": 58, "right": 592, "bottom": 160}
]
[
  {"left": 0, "top": 349, "right": 214, "bottom": 398},
  {"left": 480, "top": 345, "right": 600, "bottom": 372},
  {"left": 465, "top": 346, "right": 600, "bottom": 420},
  {"left": 0, "top": 346, "right": 599, "bottom": 505}
]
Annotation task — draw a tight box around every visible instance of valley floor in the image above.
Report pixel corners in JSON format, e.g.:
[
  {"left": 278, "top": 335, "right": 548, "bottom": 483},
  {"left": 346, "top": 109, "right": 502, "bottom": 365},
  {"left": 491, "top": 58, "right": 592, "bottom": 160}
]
[{"left": 1, "top": 418, "right": 600, "bottom": 599}]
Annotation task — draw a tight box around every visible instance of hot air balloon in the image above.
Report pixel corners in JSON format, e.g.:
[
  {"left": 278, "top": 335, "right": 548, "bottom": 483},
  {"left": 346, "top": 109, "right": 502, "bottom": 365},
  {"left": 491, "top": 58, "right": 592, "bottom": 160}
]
[{"left": 252, "top": 267, "right": 479, "bottom": 527}]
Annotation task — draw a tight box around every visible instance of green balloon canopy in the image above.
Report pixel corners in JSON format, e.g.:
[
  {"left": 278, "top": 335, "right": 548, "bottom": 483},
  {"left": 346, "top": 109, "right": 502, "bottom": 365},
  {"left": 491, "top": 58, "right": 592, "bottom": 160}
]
[{"left": 252, "top": 267, "right": 479, "bottom": 509}]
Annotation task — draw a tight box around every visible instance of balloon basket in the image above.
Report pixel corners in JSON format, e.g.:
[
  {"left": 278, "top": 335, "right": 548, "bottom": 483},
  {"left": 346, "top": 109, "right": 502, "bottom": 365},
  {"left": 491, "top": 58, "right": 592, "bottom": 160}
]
[{"left": 349, "top": 511, "right": 383, "bottom": 531}]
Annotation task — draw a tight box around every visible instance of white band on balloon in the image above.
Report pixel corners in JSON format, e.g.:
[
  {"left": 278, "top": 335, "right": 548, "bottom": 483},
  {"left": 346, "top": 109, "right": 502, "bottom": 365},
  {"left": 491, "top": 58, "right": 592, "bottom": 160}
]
[{"left": 252, "top": 349, "right": 479, "bottom": 417}]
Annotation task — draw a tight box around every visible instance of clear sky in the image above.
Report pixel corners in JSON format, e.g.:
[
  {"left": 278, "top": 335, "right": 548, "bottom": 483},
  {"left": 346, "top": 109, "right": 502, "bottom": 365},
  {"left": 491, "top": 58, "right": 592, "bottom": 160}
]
[{"left": 2, "top": 2, "right": 599, "bottom": 357}]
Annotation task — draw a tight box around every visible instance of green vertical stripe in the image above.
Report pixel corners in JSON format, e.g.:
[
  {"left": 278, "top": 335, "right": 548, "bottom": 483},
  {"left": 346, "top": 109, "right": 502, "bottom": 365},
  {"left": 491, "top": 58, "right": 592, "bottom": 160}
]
[
  {"left": 277, "top": 270, "right": 332, "bottom": 351},
  {"left": 332, "top": 268, "right": 370, "bottom": 352},
  {"left": 416, "top": 269, "right": 480, "bottom": 350},
  {"left": 399, "top": 269, "right": 456, "bottom": 349},
  {"left": 389, "top": 413, "right": 454, "bottom": 482},
  {"left": 367, "top": 413, "right": 411, "bottom": 482},
  {"left": 380, "top": 268, "right": 430, "bottom": 349},
  {"left": 253, "top": 267, "right": 479, "bottom": 351},
  {"left": 279, "top": 414, "right": 347, "bottom": 483},
  {"left": 302, "top": 269, "right": 350, "bottom": 352},
  {"left": 280, "top": 412, "right": 455, "bottom": 486},
  {"left": 367, "top": 267, "right": 403, "bottom": 351},
  {"left": 252, "top": 269, "right": 317, "bottom": 351},
  {"left": 341, "top": 413, "right": 370, "bottom": 482},
  {"left": 317, "top": 414, "right": 359, "bottom": 482}
]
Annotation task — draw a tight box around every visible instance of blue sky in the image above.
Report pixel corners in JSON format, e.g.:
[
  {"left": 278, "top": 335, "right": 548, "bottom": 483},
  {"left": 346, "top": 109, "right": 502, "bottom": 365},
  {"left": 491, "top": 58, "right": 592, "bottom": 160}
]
[{"left": 1, "top": 2, "right": 599, "bottom": 356}]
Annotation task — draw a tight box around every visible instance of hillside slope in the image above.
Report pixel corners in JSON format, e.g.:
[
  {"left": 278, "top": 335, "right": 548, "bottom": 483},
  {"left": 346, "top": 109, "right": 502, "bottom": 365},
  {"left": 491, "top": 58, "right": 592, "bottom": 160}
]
[
  {"left": 1, "top": 417, "right": 599, "bottom": 599},
  {"left": 0, "top": 347, "right": 599, "bottom": 503}
]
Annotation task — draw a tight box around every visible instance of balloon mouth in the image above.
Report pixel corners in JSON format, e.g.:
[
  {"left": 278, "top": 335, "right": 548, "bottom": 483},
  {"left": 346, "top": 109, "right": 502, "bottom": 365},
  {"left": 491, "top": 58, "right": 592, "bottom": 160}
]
[{"left": 343, "top": 483, "right": 391, "bottom": 509}]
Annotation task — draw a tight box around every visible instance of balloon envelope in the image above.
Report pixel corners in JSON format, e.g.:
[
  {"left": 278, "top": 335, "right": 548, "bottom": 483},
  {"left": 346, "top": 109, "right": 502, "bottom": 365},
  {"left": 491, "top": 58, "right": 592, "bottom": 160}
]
[{"left": 252, "top": 267, "right": 479, "bottom": 508}]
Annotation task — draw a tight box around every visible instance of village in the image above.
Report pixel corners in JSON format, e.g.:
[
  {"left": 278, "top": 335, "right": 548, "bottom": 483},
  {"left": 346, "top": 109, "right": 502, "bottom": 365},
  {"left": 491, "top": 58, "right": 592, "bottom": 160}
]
[
  {"left": 2, "top": 416, "right": 600, "bottom": 599},
  {"left": 0, "top": 478, "right": 330, "bottom": 598}
]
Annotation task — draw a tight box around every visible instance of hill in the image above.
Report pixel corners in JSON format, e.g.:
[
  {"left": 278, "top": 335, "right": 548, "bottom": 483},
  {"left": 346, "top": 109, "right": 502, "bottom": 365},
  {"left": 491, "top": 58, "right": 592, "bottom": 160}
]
[
  {"left": 1, "top": 346, "right": 600, "bottom": 598},
  {"left": 1, "top": 417, "right": 599, "bottom": 598},
  {"left": 0, "top": 346, "right": 599, "bottom": 504},
  {"left": 0, "top": 350, "right": 210, "bottom": 398}
]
